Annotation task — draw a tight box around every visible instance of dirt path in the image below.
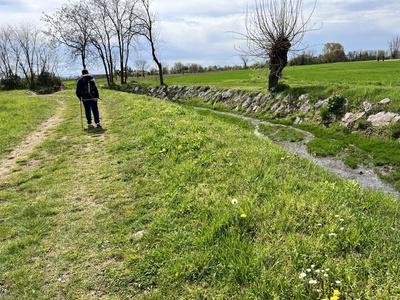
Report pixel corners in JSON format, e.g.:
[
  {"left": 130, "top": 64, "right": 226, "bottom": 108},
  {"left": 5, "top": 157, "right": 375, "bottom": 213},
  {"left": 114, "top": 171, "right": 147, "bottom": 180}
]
[
  {"left": 195, "top": 108, "right": 400, "bottom": 199},
  {"left": 0, "top": 104, "right": 65, "bottom": 179}
]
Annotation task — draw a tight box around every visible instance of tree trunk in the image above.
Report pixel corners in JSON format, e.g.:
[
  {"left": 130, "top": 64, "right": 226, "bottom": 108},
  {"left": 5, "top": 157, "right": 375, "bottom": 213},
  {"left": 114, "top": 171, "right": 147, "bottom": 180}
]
[{"left": 268, "top": 37, "right": 291, "bottom": 91}]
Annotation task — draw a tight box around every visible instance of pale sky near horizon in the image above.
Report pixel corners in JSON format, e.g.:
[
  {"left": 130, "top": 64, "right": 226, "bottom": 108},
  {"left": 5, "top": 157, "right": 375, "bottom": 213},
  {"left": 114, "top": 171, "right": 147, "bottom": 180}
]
[{"left": 1, "top": 0, "right": 400, "bottom": 76}]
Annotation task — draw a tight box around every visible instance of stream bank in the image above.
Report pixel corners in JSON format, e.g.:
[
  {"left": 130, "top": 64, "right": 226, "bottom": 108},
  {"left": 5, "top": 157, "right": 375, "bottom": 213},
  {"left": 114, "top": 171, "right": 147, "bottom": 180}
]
[{"left": 195, "top": 108, "right": 399, "bottom": 199}]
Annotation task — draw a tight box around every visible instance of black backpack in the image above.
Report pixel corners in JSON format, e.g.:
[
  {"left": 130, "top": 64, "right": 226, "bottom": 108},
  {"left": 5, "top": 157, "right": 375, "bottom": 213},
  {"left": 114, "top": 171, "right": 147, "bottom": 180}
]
[{"left": 80, "top": 76, "right": 97, "bottom": 99}]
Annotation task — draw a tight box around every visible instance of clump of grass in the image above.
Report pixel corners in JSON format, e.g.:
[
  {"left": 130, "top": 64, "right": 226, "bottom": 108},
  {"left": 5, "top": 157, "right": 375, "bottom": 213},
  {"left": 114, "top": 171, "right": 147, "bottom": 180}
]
[{"left": 258, "top": 123, "right": 305, "bottom": 142}]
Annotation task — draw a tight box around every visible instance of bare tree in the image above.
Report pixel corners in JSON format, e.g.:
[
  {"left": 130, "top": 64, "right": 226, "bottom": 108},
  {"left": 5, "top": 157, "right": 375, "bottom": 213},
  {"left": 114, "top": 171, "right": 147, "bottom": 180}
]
[
  {"left": 388, "top": 35, "right": 400, "bottom": 59},
  {"left": 12, "top": 22, "right": 47, "bottom": 89},
  {"left": 241, "top": 0, "right": 317, "bottom": 91},
  {"left": 137, "top": 0, "right": 165, "bottom": 85},
  {"left": 43, "top": 0, "right": 142, "bottom": 84},
  {"left": 86, "top": 0, "right": 117, "bottom": 85},
  {"left": 240, "top": 55, "right": 250, "bottom": 69},
  {"left": 42, "top": 1, "right": 94, "bottom": 70},
  {"left": 0, "top": 26, "right": 19, "bottom": 79},
  {"left": 93, "top": 0, "right": 141, "bottom": 84},
  {"left": 134, "top": 59, "right": 149, "bottom": 76}
]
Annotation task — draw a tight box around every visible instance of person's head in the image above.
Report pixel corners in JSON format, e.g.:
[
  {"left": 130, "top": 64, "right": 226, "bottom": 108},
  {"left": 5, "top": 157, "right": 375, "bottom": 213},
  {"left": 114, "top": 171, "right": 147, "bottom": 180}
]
[{"left": 82, "top": 69, "right": 89, "bottom": 75}]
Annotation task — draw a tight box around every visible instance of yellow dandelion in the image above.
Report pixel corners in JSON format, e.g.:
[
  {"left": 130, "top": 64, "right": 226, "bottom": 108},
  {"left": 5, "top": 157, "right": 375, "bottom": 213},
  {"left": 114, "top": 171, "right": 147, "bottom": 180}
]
[
  {"left": 240, "top": 213, "right": 247, "bottom": 218},
  {"left": 177, "top": 145, "right": 183, "bottom": 150},
  {"left": 330, "top": 296, "right": 339, "bottom": 300},
  {"left": 333, "top": 290, "right": 341, "bottom": 296},
  {"left": 159, "top": 148, "right": 167, "bottom": 153}
]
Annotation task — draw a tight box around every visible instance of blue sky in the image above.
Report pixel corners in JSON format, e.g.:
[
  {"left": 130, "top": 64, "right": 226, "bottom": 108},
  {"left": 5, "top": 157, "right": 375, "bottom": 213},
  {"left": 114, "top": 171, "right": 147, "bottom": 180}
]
[{"left": 1, "top": 0, "right": 400, "bottom": 74}]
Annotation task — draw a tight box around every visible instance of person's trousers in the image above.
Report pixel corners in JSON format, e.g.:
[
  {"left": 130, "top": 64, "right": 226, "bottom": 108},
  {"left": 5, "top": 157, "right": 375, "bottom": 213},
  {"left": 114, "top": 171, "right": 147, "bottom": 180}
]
[{"left": 82, "top": 99, "right": 100, "bottom": 124}]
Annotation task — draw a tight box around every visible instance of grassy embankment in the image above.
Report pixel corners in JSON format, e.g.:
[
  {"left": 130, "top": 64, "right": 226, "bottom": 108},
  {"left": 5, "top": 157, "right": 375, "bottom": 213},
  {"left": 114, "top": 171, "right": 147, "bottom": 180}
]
[
  {"left": 134, "top": 61, "right": 400, "bottom": 191},
  {"left": 0, "top": 85, "right": 399, "bottom": 299}
]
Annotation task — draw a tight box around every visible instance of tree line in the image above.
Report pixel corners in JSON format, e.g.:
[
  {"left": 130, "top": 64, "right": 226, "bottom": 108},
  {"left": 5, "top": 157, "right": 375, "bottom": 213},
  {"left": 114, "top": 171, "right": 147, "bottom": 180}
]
[
  {"left": 0, "top": 22, "right": 61, "bottom": 92},
  {"left": 290, "top": 36, "right": 400, "bottom": 66},
  {"left": 0, "top": 0, "right": 163, "bottom": 91}
]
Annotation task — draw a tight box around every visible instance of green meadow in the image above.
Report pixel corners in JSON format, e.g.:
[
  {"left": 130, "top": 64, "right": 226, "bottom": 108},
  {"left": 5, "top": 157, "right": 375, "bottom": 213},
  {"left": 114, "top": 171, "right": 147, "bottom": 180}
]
[
  {"left": 140, "top": 60, "right": 400, "bottom": 110},
  {"left": 1, "top": 62, "right": 400, "bottom": 299},
  {"left": 137, "top": 61, "right": 400, "bottom": 191}
]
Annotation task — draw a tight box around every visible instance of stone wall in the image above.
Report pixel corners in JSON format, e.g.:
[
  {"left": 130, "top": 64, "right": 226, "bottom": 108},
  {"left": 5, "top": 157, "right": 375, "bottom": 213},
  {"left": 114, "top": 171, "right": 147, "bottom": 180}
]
[{"left": 127, "top": 84, "right": 399, "bottom": 128}]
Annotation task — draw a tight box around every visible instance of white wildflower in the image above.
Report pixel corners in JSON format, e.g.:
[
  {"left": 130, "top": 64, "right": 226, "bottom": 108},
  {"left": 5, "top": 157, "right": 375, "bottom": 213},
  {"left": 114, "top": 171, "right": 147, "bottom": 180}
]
[
  {"left": 231, "top": 199, "right": 238, "bottom": 205},
  {"left": 308, "top": 279, "right": 318, "bottom": 284},
  {"left": 299, "top": 272, "right": 307, "bottom": 279}
]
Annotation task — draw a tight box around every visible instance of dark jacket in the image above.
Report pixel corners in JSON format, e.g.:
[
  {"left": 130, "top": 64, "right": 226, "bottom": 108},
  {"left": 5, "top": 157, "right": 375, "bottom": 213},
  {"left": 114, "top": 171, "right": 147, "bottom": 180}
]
[{"left": 76, "top": 74, "right": 99, "bottom": 100}]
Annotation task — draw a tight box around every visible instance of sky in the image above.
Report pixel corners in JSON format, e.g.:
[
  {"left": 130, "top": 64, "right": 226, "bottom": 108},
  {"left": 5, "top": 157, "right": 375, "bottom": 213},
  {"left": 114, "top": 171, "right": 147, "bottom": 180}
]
[{"left": 1, "top": 0, "right": 400, "bottom": 75}]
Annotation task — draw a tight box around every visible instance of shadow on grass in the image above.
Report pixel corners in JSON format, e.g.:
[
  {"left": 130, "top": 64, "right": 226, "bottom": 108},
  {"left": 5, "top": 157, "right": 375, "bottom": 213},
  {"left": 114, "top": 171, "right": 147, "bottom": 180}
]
[{"left": 84, "top": 126, "right": 107, "bottom": 136}]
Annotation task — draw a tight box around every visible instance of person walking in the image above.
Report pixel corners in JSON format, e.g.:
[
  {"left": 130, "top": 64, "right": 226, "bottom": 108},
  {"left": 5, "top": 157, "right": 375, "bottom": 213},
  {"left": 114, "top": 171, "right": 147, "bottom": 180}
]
[{"left": 76, "top": 69, "right": 102, "bottom": 128}]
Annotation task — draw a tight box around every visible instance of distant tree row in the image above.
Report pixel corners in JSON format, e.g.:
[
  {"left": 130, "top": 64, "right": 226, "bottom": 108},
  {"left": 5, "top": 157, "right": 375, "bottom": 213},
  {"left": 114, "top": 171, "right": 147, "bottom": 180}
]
[
  {"left": 0, "top": 23, "right": 61, "bottom": 92},
  {"left": 290, "top": 35, "right": 400, "bottom": 66},
  {"left": 166, "top": 62, "right": 244, "bottom": 75}
]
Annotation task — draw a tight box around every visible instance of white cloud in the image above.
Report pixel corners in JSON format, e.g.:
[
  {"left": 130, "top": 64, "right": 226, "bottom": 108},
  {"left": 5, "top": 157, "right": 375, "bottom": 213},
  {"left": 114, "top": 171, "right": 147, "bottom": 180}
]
[
  {"left": 156, "top": 13, "right": 246, "bottom": 66},
  {"left": 1, "top": 0, "right": 400, "bottom": 72}
]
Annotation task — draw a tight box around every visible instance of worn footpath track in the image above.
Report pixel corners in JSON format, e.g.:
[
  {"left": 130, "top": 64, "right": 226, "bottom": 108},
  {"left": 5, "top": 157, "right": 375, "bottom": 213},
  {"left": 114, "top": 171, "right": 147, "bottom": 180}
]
[{"left": 0, "top": 103, "right": 65, "bottom": 180}]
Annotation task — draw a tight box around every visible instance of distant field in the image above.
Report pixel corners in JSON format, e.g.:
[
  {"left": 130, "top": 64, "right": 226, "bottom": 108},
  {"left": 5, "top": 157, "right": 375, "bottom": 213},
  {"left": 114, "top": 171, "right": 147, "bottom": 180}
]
[{"left": 136, "top": 60, "right": 400, "bottom": 108}]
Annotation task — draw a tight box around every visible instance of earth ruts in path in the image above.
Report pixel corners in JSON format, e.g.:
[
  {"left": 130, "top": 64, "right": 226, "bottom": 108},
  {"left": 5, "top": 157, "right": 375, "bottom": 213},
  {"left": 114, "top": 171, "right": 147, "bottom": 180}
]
[
  {"left": 195, "top": 107, "right": 399, "bottom": 199},
  {"left": 0, "top": 106, "right": 64, "bottom": 180}
]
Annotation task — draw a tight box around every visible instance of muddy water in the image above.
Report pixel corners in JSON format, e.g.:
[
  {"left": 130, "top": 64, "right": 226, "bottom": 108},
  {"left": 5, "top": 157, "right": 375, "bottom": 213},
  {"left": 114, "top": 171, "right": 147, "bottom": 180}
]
[{"left": 195, "top": 108, "right": 399, "bottom": 199}]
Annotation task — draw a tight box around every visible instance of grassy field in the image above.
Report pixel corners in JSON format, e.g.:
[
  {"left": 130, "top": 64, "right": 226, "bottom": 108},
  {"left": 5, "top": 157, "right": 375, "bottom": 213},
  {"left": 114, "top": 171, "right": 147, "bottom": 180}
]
[
  {"left": 1, "top": 87, "right": 399, "bottom": 299},
  {"left": 137, "top": 60, "right": 400, "bottom": 110},
  {"left": 0, "top": 90, "right": 59, "bottom": 156},
  {"left": 130, "top": 61, "right": 400, "bottom": 191}
]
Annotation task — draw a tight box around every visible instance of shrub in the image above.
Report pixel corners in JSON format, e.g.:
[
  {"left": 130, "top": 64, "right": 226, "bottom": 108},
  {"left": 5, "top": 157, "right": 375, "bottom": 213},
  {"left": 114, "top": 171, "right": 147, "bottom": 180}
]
[
  {"left": 1, "top": 74, "right": 26, "bottom": 90},
  {"left": 35, "top": 71, "right": 62, "bottom": 94},
  {"left": 327, "top": 93, "right": 347, "bottom": 117},
  {"left": 320, "top": 106, "right": 330, "bottom": 123}
]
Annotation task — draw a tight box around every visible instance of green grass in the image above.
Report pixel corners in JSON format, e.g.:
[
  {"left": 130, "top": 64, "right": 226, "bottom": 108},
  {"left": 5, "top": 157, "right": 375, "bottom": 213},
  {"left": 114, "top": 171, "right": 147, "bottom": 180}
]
[
  {"left": 0, "top": 90, "right": 59, "bottom": 155},
  {"left": 1, "top": 88, "right": 400, "bottom": 299},
  {"left": 131, "top": 61, "right": 400, "bottom": 190},
  {"left": 258, "top": 124, "right": 306, "bottom": 142}
]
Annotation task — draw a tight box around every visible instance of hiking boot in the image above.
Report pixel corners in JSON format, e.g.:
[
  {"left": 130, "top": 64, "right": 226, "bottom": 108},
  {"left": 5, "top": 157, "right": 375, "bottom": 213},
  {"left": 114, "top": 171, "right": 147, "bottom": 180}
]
[{"left": 96, "top": 123, "right": 102, "bottom": 128}]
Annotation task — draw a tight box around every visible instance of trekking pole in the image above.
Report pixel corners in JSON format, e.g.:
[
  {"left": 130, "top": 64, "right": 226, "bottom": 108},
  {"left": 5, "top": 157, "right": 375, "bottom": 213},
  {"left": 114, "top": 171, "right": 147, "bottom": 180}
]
[{"left": 79, "top": 98, "right": 84, "bottom": 130}]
